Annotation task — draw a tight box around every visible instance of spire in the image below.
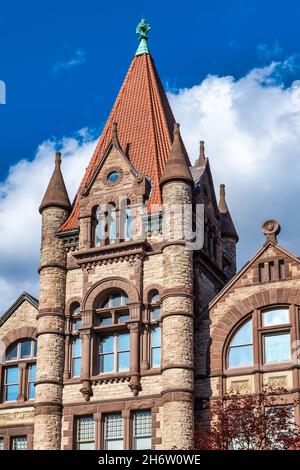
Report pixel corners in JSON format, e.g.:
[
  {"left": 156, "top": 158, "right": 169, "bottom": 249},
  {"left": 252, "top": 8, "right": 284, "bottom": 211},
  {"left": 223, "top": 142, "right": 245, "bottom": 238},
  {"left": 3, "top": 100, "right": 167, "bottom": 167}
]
[
  {"left": 135, "top": 18, "right": 151, "bottom": 56},
  {"left": 218, "top": 183, "right": 228, "bottom": 213},
  {"left": 195, "top": 140, "right": 206, "bottom": 166},
  {"left": 160, "top": 123, "right": 193, "bottom": 186},
  {"left": 39, "top": 152, "right": 71, "bottom": 214},
  {"left": 218, "top": 184, "right": 238, "bottom": 242},
  {"left": 60, "top": 22, "right": 186, "bottom": 232}
]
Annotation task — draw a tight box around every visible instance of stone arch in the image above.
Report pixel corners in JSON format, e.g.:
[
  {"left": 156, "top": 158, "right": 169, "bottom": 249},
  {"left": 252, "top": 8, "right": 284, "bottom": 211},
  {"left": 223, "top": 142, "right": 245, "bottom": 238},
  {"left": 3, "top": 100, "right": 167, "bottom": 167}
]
[
  {"left": 143, "top": 284, "right": 163, "bottom": 303},
  {"left": 65, "top": 297, "right": 82, "bottom": 315},
  {"left": 83, "top": 277, "right": 140, "bottom": 310},
  {"left": 1, "top": 326, "right": 37, "bottom": 349},
  {"left": 210, "top": 286, "right": 300, "bottom": 374}
]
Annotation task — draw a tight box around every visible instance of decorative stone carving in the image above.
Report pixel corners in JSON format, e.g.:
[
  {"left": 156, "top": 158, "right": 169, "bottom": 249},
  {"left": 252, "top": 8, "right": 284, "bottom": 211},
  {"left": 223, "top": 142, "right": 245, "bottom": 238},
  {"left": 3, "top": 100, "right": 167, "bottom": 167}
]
[{"left": 262, "top": 219, "right": 281, "bottom": 243}]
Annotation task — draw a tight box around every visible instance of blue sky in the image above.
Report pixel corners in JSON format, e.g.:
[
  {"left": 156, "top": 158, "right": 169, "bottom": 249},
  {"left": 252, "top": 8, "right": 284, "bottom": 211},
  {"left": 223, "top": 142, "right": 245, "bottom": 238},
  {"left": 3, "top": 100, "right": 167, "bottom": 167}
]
[
  {"left": 2, "top": 0, "right": 300, "bottom": 313},
  {"left": 1, "top": 0, "right": 300, "bottom": 179}
]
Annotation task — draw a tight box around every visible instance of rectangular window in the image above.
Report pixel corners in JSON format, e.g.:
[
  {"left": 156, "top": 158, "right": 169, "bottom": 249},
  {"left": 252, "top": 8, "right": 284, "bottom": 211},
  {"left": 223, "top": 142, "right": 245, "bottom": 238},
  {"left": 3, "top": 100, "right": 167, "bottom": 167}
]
[
  {"left": 264, "top": 332, "right": 291, "bottom": 364},
  {"left": 151, "top": 327, "right": 161, "bottom": 368},
  {"left": 0, "top": 437, "right": 4, "bottom": 450},
  {"left": 72, "top": 338, "right": 82, "bottom": 377},
  {"left": 150, "top": 308, "right": 160, "bottom": 321},
  {"left": 99, "top": 333, "right": 130, "bottom": 374},
  {"left": 28, "top": 364, "right": 36, "bottom": 399},
  {"left": 133, "top": 410, "right": 152, "bottom": 450},
  {"left": 4, "top": 366, "right": 19, "bottom": 401},
  {"left": 11, "top": 436, "right": 27, "bottom": 450},
  {"left": 104, "top": 414, "right": 123, "bottom": 450},
  {"left": 279, "top": 260, "right": 285, "bottom": 280},
  {"left": 76, "top": 416, "right": 95, "bottom": 450},
  {"left": 269, "top": 261, "right": 275, "bottom": 281},
  {"left": 259, "top": 263, "right": 265, "bottom": 283},
  {"left": 262, "top": 308, "right": 289, "bottom": 327}
]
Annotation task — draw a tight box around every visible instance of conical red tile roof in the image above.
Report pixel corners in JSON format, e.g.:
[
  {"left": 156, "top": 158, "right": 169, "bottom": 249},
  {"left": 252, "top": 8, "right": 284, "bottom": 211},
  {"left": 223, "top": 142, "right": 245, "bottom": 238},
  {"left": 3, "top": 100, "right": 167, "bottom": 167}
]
[{"left": 60, "top": 52, "right": 185, "bottom": 232}]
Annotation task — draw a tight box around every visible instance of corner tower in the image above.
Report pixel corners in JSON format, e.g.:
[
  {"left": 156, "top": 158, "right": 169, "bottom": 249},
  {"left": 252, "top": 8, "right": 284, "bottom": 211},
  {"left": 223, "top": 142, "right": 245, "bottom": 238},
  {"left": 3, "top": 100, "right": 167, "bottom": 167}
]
[
  {"left": 34, "top": 153, "right": 71, "bottom": 450},
  {"left": 160, "top": 123, "right": 194, "bottom": 449}
]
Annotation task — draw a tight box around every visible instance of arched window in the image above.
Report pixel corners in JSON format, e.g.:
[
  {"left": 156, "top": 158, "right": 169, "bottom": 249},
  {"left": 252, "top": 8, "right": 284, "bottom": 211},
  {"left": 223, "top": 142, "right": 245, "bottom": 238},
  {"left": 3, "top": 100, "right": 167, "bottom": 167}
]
[
  {"left": 3, "top": 339, "right": 37, "bottom": 402},
  {"left": 227, "top": 307, "right": 293, "bottom": 370},
  {"left": 94, "top": 290, "right": 130, "bottom": 374},
  {"left": 93, "top": 206, "right": 103, "bottom": 246},
  {"left": 228, "top": 319, "right": 253, "bottom": 368},
  {"left": 107, "top": 203, "right": 117, "bottom": 244},
  {"left": 125, "top": 207, "right": 132, "bottom": 241},
  {"left": 70, "top": 303, "right": 82, "bottom": 377},
  {"left": 148, "top": 290, "right": 161, "bottom": 368}
]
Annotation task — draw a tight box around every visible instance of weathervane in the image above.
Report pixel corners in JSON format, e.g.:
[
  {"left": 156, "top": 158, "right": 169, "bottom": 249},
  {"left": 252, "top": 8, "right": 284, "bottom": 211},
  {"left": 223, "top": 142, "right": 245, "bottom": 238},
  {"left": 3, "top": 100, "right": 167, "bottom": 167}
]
[
  {"left": 135, "top": 19, "right": 151, "bottom": 56},
  {"left": 136, "top": 18, "right": 151, "bottom": 40}
]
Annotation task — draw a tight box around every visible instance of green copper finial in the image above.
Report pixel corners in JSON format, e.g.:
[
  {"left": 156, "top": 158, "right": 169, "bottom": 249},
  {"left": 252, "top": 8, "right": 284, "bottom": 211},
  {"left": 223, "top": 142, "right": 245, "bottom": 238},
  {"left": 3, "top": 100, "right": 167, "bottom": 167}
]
[{"left": 135, "top": 18, "right": 151, "bottom": 56}]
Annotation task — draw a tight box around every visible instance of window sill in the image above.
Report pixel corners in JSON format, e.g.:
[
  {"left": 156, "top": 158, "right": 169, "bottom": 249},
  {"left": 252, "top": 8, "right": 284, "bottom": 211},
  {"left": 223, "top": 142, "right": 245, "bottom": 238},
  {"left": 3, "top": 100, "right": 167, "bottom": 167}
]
[
  {"left": 224, "top": 362, "right": 295, "bottom": 377},
  {"left": 0, "top": 400, "right": 35, "bottom": 410},
  {"left": 91, "top": 372, "right": 131, "bottom": 385}
]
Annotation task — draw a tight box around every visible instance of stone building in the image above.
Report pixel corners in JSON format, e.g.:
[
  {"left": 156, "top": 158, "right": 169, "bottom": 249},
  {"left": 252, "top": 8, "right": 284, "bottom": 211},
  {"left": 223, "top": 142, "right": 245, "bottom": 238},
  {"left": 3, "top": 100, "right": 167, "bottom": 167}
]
[{"left": 0, "top": 21, "right": 299, "bottom": 450}]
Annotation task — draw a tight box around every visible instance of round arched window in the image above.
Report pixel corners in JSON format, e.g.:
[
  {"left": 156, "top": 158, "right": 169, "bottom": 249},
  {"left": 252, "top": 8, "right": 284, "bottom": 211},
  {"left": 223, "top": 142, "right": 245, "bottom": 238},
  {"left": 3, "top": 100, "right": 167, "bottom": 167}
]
[{"left": 228, "top": 319, "right": 253, "bottom": 368}]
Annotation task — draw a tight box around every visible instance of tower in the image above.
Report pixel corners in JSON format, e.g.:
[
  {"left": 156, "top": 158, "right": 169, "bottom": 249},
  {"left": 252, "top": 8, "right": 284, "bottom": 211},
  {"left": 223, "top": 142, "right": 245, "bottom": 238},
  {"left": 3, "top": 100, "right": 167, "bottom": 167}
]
[
  {"left": 34, "top": 152, "right": 71, "bottom": 450},
  {"left": 160, "top": 123, "right": 194, "bottom": 449},
  {"left": 218, "top": 184, "right": 238, "bottom": 279}
]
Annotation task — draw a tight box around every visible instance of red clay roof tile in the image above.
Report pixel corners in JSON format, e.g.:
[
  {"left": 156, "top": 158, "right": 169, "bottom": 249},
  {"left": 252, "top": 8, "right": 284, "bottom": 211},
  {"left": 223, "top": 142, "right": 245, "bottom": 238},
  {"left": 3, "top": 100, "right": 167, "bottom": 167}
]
[{"left": 60, "top": 53, "right": 186, "bottom": 232}]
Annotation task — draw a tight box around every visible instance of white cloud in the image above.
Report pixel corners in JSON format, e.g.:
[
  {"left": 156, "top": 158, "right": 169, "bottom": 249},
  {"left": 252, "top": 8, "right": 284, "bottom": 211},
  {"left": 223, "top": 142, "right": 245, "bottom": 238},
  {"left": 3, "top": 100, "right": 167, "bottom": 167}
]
[
  {"left": 168, "top": 61, "right": 300, "bottom": 267},
  {"left": 0, "top": 131, "right": 97, "bottom": 315},
  {"left": 2, "top": 58, "right": 300, "bottom": 314},
  {"left": 53, "top": 46, "right": 86, "bottom": 73}
]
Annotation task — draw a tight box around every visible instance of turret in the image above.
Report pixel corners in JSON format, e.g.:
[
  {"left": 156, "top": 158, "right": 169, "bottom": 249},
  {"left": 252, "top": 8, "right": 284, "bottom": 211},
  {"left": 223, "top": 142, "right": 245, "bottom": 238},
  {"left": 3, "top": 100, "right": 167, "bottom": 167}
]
[
  {"left": 34, "top": 153, "right": 70, "bottom": 450},
  {"left": 160, "top": 123, "right": 194, "bottom": 449},
  {"left": 218, "top": 183, "right": 238, "bottom": 279}
]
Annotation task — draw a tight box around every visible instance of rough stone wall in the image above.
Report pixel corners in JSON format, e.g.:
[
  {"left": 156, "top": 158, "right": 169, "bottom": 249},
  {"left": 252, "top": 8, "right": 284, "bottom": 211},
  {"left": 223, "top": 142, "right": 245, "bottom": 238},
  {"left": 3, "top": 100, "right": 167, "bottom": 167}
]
[
  {"left": 161, "top": 181, "right": 194, "bottom": 450},
  {"left": 34, "top": 206, "right": 68, "bottom": 450}
]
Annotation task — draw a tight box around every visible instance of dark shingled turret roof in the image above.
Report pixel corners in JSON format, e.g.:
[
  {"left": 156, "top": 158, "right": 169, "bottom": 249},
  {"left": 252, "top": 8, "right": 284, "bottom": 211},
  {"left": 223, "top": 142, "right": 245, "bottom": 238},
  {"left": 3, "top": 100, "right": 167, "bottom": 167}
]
[
  {"left": 160, "top": 123, "right": 193, "bottom": 186},
  {"left": 218, "top": 184, "right": 238, "bottom": 242},
  {"left": 39, "top": 152, "right": 71, "bottom": 214}
]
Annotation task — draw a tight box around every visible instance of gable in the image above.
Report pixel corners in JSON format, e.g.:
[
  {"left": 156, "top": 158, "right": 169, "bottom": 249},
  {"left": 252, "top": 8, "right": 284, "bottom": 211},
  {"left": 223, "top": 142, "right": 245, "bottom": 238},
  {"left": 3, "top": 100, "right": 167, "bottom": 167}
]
[
  {"left": 210, "top": 241, "right": 300, "bottom": 311},
  {"left": 0, "top": 295, "right": 38, "bottom": 345}
]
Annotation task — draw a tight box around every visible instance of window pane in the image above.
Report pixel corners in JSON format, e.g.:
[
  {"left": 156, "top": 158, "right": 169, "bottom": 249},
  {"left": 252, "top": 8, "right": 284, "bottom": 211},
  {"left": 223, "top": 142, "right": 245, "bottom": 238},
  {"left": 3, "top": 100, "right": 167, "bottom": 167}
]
[
  {"left": 118, "top": 352, "right": 130, "bottom": 371},
  {"left": 228, "top": 345, "right": 253, "bottom": 368},
  {"left": 107, "top": 439, "right": 123, "bottom": 450},
  {"left": 151, "top": 348, "right": 161, "bottom": 368},
  {"left": 230, "top": 320, "right": 252, "bottom": 347},
  {"left": 100, "top": 336, "right": 114, "bottom": 353},
  {"left": 72, "top": 319, "right": 82, "bottom": 331},
  {"left": 77, "top": 416, "right": 95, "bottom": 450},
  {"left": 29, "top": 364, "right": 36, "bottom": 382},
  {"left": 6, "top": 343, "right": 18, "bottom": 361},
  {"left": 72, "top": 305, "right": 80, "bottom": 315},
  {"left": 6, "top": 385, "right": 19, "bottom": 401},
  {"left": 118, "top": 313, "right": 129, "bottom": 324},
  {"left": 135, "top": 437, "right": 152, "bottom": 450},
  {"left": 126, "top": 208, "right": 132, "bottom": 240},
  {"left": 105, "top": 414, "right": 123, "bottom": 450},
  {"left": 100, "top": 354, "right": 114, "bottom": 373},
  {"left": 150, "top": 292, "right": 160, "bottom": 303},
  {"left": 262, "top": 309, "right": 289, "bottom": 327},
  {"left": 264, "top": 333, "right": 291, "bottom": 363},
  {"left": 151, "top": 327, "right": 160, "bottom": 347},
  {"left": 33, "top": 340, "right": 37, "bottom": 357},
  {"left": 134, "top": 411, "right": 152, "bottom": 450},
  {"left": 101, "top": 297, "right": 110, "bottom": 309},
  {"left": 6, "top": 366, "right": 19, "bottom": 385},
  {"left": 118, "top": 333, "right": 130, "bottom": 351},
  {"left": 123, "top": 294, "right": 129, "bottom": 305},
  {"left": 150, "top": 308, "right": 160, "bottom": 321},
  {"left": 0, "top": 437, "right": 3, "bottom": 450},
  {"left": 112, "top": 293, "right": 122, "bottom": 308},
  {"left": 72, "top": 357, "right": 81, "bottom": 377},
  {"left": 100, "top": 316, "right": 112, "bottom": 326},
  {"left": 20, "top": 340, "right": 31, "bottom": 358},
  {"left": 73, "top": 338, "right": 82, "bottom": 357},
  {"left": 12, "top": 436, "right": 27, "bottom": 450},
  {"left": 29, "top": 382, "right": 35, "bottom": 400}
]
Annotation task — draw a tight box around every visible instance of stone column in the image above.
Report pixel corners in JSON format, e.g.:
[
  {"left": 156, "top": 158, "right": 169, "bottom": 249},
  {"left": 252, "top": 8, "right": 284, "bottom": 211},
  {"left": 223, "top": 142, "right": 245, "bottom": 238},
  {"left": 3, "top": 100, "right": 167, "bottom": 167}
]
[
  {"left": 161, "top": 181, "right": 194, "bottom": 450},
  {"left": 128, "top": 321, "right": 141, "bottom": 396},
  {"left": 34, "top": 206, "right": 68, "bottom": 450}
]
